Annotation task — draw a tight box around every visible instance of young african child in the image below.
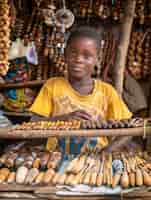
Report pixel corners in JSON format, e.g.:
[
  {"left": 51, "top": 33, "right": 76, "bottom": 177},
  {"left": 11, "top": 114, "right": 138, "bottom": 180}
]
[{"left": 29, "top": 26, "right": 132, "bottom": 154}]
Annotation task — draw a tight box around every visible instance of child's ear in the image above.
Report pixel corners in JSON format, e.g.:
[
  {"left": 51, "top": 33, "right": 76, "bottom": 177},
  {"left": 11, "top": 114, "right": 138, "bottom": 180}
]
[{"left": 95, "top": 58, "right": 99, "bottom": 66}]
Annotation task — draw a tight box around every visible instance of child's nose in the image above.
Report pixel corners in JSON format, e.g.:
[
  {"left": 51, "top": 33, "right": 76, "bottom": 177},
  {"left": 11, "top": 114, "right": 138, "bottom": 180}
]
[{"left": 76, "top": 54, "right": 84, "bottom": 62}]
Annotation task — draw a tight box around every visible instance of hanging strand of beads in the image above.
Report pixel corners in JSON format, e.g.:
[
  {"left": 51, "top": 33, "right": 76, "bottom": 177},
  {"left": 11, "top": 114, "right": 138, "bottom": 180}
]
[{"left": 0, "top": 0, "right": 10, "bottom": 76}]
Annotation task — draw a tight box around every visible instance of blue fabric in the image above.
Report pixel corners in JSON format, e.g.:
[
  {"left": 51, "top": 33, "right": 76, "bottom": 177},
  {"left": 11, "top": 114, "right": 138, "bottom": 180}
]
[
  {"left": 58, "top": 137, "right": 97, "bottom": 155},
  {"left": 5, "top": 57, "right": 30, "bottom": 83},
  {"left": 5, "top": 89, "right": 17, "bottom": 100}
]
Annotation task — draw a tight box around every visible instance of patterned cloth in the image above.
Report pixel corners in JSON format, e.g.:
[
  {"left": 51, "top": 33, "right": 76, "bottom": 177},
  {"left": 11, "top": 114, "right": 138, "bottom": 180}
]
[
  {"left": 5, "top": 57, "right": 31, "bottom": 83},
  {"left": 4, "top": 88, "right": 36, "bottom": 112}
]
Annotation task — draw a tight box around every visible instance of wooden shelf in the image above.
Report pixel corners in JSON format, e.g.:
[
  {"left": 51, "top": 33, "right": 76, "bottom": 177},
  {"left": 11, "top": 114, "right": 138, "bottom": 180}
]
[
  {"left": 0, "top": 184, "right": 57, "bottom": 192},
  {"left": 0, "top": 183, "right": 149, "bottom": 200},
  {"left": 0, "top": 126, "right": 151, "bottom": 139},
  {"left": 3, "top": 111, "right": 32, "bottom": 117},
  {"left": 0, "top": 80, "right": 46, "bottom": 89}
]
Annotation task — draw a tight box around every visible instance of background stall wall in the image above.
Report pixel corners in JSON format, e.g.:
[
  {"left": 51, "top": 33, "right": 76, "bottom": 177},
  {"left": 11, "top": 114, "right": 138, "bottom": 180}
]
[{"left": 0, "top": 0, "right": 150, "bottom": 122}]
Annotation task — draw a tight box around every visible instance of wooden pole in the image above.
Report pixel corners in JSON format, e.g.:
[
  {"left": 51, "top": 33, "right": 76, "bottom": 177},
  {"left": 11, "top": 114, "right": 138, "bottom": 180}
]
[
  {"left": 1, "top": 126, "right": 151, "bottom": 139},
  {"left": 113, "top": 0, "right": 136, "bottom": 96}
]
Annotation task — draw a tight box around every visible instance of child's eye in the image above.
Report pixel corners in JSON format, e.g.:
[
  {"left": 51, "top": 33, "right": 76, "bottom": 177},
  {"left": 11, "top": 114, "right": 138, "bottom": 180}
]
[
  {"left": 84, "top": 53, "right": 93, "bottom": 59},
  {"left": 70, "top": 50, "right": 77, "bottom": 55}
]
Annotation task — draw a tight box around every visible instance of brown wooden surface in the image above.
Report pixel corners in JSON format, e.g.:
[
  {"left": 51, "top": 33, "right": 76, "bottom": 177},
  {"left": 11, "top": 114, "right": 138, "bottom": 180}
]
[
  {"left": 0, "top": 126, "right": 150, "bottom": 139},
  {"left": 3, "top": 111, "right": 32, "bottom": 117},
  {"left": 0, "top": 196, "right": 149, "bottom": 200},
  {"left": 0, "top": 184, "right": 57, "bottom": 192},
  {"left": 0, "top": 192, "right": 37, "bottom": 198},
  {"left": 0, "top": 199, "right": 46, "bottom": 200},
  {"left": 113, "top": 0, "right": 136, "bottom": 95},
  {"left": 0, "top": 193, "right": 150, "bottom": 200},
  {"left": 0, "top": 80, "right": 46, "bottom": 89},
  {"left": 0, "top": 185, "right": 149, "bottom": 199}
]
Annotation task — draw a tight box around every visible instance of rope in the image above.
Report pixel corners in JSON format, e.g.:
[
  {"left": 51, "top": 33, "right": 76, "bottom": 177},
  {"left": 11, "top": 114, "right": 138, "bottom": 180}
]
[
  {"left": 143, "top": 119, "right": 148, "bottom": 139},
  {"left": 62, "top": 0, "right": 66, "bottom": 9}
]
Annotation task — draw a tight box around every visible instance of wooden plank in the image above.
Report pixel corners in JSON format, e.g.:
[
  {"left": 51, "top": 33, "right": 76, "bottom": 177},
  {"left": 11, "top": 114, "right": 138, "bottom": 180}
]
[
  {"left": 1, "top": 126, "right": 150, "bottom": 139},
  {"left": 0, "top": 80, "right": 46, "bottom": 89},
  {"left": 36, "top": 191, "right": 151, "bottom": 199},
  {"left": 0, "top": 184, "right": 57, "bottom": 192},
  {"left": 0, "top": 192, "right": 149, "bottom": 200},
  {"left": 0, "top": 190, "right": 150, "bottom": 200},
  {"left": 0, "top": 197, "right": 150, "bottom": 200},
  {"left": 39, "top": 195, "right": 119, "bottom": 200},
  {"left": 0, "top": 183, "right": 150, "bottom": 198},
  {"left": 0, "top": 192, "right": 37, "bottom": 198},
  {"left": 113, "top": 0, "right": 136, "bottom": 95},
  {"left": 0, "top": 198, "right": 149, "bottom": 200},
  {"left": 46, "top": 196, "right": 150, "bottom": 200},
  {"left": 0, "top": 199, "right": 47, "bottom": 200},
  {"left": 3, "top": 111, "right": 32, "bottom": 117}
]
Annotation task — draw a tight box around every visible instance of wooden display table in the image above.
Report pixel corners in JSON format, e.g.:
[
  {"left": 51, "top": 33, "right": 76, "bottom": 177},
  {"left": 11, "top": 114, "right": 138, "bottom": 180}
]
[{"left": 0, "top": 127, "right": 150, "bottom": 200}]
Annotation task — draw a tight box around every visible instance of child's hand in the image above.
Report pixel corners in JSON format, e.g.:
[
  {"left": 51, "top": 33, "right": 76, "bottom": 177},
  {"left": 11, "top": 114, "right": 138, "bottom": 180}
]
[
  {"left": 49, "top": 109, "right": 92, "bottom": 121},
  {"left": 68, "top": 109, "right": 92, "bottom": 121}
]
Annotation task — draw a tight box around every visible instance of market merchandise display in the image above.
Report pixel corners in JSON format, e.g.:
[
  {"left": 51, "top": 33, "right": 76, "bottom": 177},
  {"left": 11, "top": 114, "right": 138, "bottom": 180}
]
[
  {"left": 7, "top": 0, "right": 126, "bottom": 81},
  {"left": 0, "top": 142, "right": 62, "bottom": 184},
  {"left": 127, "top": 30, "right": 151, "bottom": 80},
  {"left": 57, "top": 151, "right": 151, "bottom": 188},
  {"left": 80, "top": 118, "right": 143, "bottom": 129},
  {"left": 3, "top": 88, "right": 37, "bottom": 112},
  {"left": 14, "top": 120, "right": 81, "bottom": 130},
  {"left": 2, "top": 56, "right": 37, "bottom": 112},
  {"left": 135, "top": 0, "right": 151, "bottom": 25},
  {"left": 0, "top": 141, "right": 150, "bottom": 189},
  {"left": 127, "top": 0, "right": 151, "bottom": 80},
  {"left": 4, "top": 57, "right": 32, "bottom": 83},
  {"left": 69, "top": 0, "right": 124, "bottom": 21},
  {"left": 0, "top": 2, "right": 150, "bottom": 200},
  {"left": 13, "top": 118, "right": 143, "bottom": 131},
  {"left": 0, "top": 112, "right": 11, "bottom": 128},
  {"left": 0, "top": 0, "right": 10, "bottom": 76}
]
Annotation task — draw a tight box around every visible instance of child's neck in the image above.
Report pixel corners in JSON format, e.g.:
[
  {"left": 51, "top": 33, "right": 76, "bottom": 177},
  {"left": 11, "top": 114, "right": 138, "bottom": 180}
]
[{"left": 68, "top": 76, "right": 94, "bottom": 95}]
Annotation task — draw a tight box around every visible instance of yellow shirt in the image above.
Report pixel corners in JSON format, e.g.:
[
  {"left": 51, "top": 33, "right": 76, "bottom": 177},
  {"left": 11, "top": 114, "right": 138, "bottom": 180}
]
[{"left": 29, "top": 77, "right": 132, "bottom": 150}]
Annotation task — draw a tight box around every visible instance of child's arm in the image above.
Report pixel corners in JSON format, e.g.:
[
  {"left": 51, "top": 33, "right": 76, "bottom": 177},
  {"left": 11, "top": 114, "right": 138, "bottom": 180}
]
[
  {"left": 102, "top": 136, "right": 132, "bottom": 152},
  {"left": 31, "top": 109, "right": 93, "bottom": 122}
]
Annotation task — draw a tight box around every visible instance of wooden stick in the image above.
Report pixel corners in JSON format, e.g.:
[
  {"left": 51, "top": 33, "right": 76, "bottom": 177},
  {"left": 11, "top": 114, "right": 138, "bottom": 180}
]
[
  {"left": 3, "top": 111, "right": 32, "bottom": 117},
  {"left": 0, "top": 80, "right": 46, "bottom": 89},
  {"left": 0, "top": 192, "right": 37, "bottom": 198},
  {"left": 113, "top": 0, "right": 136, "bottom": 95},
  {"left": 1, "top": 126, "right": 151, "bottom": 139},
  {"left": 0, "top": 184, "right": 56, "bottom": 192}
]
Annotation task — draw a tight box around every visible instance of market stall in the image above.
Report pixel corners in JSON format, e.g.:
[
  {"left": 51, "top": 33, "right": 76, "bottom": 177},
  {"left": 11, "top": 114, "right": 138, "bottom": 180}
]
[{"left": 0, "top": 0, "right": 151, "bottom": 199}]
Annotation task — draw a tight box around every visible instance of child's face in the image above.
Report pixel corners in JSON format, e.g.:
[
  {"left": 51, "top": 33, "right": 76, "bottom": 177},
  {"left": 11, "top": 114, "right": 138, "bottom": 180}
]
[{"left": 65, "top": 37, "right": 98, "bottom": 80}]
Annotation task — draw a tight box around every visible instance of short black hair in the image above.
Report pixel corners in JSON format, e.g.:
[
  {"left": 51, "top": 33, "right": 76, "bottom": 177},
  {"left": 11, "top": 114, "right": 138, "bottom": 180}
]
[{"left": 66, "top": 26, "right": 101, "bottom": 53}]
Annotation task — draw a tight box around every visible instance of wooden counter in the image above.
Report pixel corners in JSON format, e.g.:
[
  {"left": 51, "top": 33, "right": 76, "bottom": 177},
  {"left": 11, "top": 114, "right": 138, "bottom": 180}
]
[{"left": 0, "top": 184, "right": 150, "bottom": 200}]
